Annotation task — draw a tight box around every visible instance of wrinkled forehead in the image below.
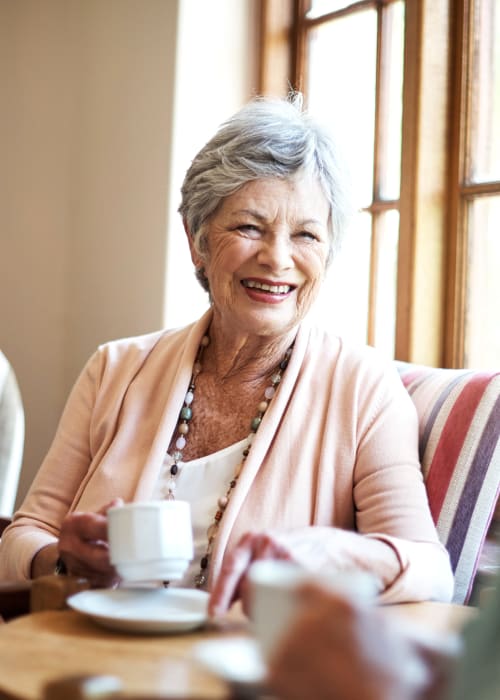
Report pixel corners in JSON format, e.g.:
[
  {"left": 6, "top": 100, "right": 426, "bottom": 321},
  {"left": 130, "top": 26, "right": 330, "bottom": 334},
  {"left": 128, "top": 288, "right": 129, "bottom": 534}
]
[{"left": 217, "top": 176, "right": 329, "bottom": 225}]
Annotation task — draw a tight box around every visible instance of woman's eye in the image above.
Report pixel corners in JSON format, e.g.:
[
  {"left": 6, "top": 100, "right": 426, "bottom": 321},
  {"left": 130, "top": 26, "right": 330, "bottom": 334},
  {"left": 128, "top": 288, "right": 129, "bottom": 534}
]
[
  {"left": 238, "top": 224, "right": 260, "bottom": 236},
  {"left": 296, "top": 231, "right": 319, "bottom": 242}
]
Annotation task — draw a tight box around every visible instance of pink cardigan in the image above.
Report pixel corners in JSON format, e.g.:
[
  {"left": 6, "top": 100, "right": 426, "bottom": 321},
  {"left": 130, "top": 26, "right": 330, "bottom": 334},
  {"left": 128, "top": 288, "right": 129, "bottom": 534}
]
[{"left": 0, "top": 311, "right": 454, "bottom": 602}]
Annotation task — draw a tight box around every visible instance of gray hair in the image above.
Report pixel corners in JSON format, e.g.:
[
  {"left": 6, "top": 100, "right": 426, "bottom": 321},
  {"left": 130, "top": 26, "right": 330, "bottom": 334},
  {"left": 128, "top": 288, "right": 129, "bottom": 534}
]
[{"left": 179, "top": 93, "right": 355, "bottom": 291}]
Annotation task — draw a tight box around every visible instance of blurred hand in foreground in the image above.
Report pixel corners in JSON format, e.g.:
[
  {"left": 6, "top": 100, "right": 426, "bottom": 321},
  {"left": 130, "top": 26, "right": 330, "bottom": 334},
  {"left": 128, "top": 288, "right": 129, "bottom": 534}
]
[{"left": 267, "top": 583, "right": 460, "bottom": 700}]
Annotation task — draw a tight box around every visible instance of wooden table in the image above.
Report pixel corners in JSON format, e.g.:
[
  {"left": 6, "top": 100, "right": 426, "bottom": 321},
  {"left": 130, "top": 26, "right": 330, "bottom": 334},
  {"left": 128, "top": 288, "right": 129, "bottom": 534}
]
[{"left": 0, "top": 601, "right": 476, "bottom": 700}]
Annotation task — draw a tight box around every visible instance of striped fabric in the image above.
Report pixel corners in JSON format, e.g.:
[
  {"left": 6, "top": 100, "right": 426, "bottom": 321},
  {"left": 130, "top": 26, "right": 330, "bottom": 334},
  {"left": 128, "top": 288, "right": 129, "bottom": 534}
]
[{"left": 396, "top": 362, "right": 500, "bottom": 604}]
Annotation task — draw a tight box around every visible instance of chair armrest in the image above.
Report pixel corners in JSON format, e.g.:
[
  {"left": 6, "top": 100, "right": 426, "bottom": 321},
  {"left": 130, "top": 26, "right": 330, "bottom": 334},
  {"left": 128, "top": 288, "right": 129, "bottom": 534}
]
[
  {"left": 0, "top": 516, "right": 12, "bottom": 537},
  {"left": 30, "top": 574, "right": 91, "bottom": 613},
  {"left": 0, "top": 580, "right": 32, "bottom": 621},
  {"left": 0, "top": 575, "right": 90, "bottom": 622}
]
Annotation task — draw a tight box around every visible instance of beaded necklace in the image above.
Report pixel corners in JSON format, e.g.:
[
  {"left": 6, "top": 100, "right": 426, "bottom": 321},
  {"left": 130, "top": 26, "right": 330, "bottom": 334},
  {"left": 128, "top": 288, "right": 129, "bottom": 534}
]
[{"left": 165, "top": 334, "right": 294, "bottom": 588}]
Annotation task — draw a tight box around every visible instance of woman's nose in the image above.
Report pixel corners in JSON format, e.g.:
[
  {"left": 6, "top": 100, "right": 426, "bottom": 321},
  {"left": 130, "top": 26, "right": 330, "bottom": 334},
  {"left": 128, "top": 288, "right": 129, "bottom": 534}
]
[{"left": 256, "top": 234, "right": 293, "bottom": 270}]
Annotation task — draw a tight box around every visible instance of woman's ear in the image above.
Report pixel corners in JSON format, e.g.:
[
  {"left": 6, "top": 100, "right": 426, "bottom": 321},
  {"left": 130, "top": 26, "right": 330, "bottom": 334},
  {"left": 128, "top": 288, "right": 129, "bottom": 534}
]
[{"left": 183, "top": 219, "right": 203, "bottom": 268}]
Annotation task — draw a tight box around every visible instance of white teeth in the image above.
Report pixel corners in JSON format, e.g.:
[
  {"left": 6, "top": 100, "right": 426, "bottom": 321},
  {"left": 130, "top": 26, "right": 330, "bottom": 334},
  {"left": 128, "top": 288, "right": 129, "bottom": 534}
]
[{"left": 243, "top": 280, "right": 292, "bottom": 294}]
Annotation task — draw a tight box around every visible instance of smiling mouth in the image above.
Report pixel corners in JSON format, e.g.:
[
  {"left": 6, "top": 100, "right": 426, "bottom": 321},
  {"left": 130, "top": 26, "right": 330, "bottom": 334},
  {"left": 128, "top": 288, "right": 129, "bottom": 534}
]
[{"left": 241, "top": 280, "right": 294, "bottom": 294}]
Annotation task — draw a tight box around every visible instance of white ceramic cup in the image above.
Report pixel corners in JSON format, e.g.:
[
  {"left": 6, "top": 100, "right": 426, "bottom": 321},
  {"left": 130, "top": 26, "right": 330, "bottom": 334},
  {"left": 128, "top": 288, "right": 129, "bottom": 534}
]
[
  {"left": 248, "top": 560, "right": 379, "bottom": 661},
  {"left": 107, "top": 500, "right": 193, "bottom": 582}
]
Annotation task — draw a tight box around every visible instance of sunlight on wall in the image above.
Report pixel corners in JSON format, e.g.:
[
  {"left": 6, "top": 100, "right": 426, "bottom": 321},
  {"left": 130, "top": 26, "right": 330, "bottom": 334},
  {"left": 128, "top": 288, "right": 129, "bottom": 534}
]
[{"left": 164, "top": 0, "right": 256, "bottom": 330}]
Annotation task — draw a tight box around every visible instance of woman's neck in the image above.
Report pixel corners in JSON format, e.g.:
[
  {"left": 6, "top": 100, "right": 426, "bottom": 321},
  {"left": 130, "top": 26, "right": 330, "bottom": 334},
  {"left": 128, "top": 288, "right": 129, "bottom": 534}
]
[{"left": 204, "top": 323, "right": 297, "bottom": 384}]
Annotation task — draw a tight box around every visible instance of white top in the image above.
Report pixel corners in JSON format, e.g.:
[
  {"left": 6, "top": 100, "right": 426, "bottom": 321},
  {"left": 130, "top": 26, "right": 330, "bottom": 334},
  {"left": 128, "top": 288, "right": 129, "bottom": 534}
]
[{"left": 151, "top": 439, "right": 247, "bottom": 589}]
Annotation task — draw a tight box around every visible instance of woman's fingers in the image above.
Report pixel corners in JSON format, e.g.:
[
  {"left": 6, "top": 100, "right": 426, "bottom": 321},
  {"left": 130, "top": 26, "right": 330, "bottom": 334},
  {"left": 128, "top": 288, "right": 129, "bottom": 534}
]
[
  {"left": 60, "top": 511, "right": 108, "bottom": 543},
  {"left": 97, "top": 497, "right": 124, "bottom": 516},
  {"left": 57, "top": 509, "right": 118, "bottom": 586},
  {"left": 209, "top": 531, "right": 291, "bottom": 616},
  {"left": 209, "top": 534, "right": 254, "bottom": 616}
]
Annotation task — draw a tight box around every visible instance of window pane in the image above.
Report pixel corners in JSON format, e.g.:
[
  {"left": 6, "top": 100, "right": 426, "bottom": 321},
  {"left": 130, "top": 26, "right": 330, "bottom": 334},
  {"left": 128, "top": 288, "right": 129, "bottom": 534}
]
[
  {"left": 464, "top": 196, "right": 500, "bottom": 368},
  {"left": 373, "top": 210, "right": 399, "bottom": 357},
  {"left": 311, "top": 212, "right": 371, "bottom": 343},
  {"left": 306, "top": 10, "right": 377, "bottom": 207},
  {"left": 468, "top": 0, "right": 500, "bottom": 182},
  {"left": 378, "top": 1, "right": 405, "bottom": 199}
]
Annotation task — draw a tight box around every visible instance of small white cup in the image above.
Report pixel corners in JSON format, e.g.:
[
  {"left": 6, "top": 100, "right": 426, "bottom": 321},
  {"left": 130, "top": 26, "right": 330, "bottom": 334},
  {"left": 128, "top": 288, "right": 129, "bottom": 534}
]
[
  {"left": 107, "top": 500, "right": 193, "bottom": 582},
  {"left": 248, "top": 560, "right": 378, "bottom": 661}
]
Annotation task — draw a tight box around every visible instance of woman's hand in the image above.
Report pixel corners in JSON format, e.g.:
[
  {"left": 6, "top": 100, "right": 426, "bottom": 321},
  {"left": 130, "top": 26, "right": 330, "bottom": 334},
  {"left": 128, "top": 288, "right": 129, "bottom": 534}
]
[
  {"left": 208, "top": 531, "right": 292, "bottom": 616},
  {"left": 56, "top": 498, "right": 124, "bottom": 588},
  {"left": 267, "top": 583, "right": 453, "bottom": 700},
  {"left": 208, "top": 525, "right": 395, "bottom": 617}
]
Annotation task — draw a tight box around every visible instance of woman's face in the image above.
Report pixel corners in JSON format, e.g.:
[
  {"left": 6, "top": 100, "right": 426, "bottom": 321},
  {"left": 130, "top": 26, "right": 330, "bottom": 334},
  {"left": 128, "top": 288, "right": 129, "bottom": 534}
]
[{"left": 193, "top": 175, "right": 330, "bottom": 339}]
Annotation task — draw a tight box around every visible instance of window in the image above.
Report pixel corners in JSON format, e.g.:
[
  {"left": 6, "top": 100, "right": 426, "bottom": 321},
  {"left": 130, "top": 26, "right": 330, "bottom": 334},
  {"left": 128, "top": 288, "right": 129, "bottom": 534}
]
[
  {"left": 259, "top": 0, "right": 500, "bottom": 368},
  {"left": 447, "top": 0, "right": 500, "bottom": 368}
]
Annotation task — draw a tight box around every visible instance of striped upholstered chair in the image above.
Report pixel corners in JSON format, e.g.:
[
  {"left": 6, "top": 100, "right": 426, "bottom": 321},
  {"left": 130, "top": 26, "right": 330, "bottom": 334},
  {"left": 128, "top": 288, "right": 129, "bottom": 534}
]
[{"left": 396, "top": 362, "right": 500, "bottom": 605}]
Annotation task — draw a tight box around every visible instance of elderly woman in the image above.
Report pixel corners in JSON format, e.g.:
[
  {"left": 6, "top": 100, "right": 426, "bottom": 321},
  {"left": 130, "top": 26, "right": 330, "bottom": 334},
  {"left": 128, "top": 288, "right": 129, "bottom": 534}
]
[{"left": 0, "top": 94, "right": 453, "bottom": 611}]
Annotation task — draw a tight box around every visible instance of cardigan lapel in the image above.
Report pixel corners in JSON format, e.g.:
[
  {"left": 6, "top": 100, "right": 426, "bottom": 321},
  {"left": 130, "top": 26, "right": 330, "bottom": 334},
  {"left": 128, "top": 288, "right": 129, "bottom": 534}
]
[
  {"left": 208, "top": 319, "right": 313, "bottom": 586},
  {"left": 133, "top": 309, "right": 213, "bottom": 500}
]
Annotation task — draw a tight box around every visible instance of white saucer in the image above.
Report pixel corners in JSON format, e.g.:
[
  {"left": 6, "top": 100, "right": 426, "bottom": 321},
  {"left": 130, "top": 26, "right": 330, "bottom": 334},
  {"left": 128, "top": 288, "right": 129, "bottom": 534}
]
[
  {"left": 193, "top": 637, "right": 267, "bottom": 688},
  {"left": 67, "top": 587, "right": 209, "bottom": 634}
]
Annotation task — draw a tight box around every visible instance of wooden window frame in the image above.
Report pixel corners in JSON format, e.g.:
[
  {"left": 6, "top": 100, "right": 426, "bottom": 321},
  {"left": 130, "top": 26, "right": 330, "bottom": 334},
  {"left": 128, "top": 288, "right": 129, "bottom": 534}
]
[
  {"left": 445, "top": 0, "right": 500, "bottom": 367},
  {"left": 258, "top": 0, "right": 497, "bottom": 367}
]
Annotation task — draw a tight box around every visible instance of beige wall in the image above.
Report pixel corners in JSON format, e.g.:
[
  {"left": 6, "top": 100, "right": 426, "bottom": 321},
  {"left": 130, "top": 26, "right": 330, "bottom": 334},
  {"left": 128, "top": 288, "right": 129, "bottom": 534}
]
[
  {"left": 0, "top": 0, "right": 256, "bottom": 509},
  {"left": 165, "top": 0, "right": 258, "bottom": 328}
]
